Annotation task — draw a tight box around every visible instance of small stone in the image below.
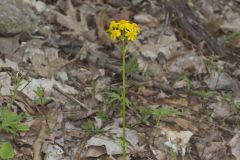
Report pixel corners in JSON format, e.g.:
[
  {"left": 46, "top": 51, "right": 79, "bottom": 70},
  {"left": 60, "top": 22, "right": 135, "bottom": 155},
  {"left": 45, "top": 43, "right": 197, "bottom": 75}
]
[
  {"left": 0, "top": 0, "right": 38, "bottom": 36},
  {"left": 56, "top": 72, "right": 69, "bottom": 82}
]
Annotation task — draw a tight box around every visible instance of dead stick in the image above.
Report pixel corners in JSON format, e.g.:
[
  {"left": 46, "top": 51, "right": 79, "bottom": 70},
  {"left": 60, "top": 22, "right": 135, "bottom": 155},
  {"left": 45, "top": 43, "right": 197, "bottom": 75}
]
[{"left": 53, "top": 85, "right": 89, "bottom": 111}]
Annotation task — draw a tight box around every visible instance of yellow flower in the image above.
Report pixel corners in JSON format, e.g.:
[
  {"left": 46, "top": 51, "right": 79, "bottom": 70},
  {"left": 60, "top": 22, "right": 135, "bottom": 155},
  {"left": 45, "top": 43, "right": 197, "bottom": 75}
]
[
  {"left": 107, "top": 20, "right": 140, "bottom": 41},
  {"left": 110, "top": 30, "right": 121, "bottom": 40},
  {"left": 107, "top": 21, "right": 119, "bottom": 32},
  {"left": 125, "top": 30, "right": 137, "bottom": 41},
  {"left": 131, "top": 23, "right": 140, "bottom": 33},
  {"left": 118, "top": 20, "right": 130, "bottom": 31}
]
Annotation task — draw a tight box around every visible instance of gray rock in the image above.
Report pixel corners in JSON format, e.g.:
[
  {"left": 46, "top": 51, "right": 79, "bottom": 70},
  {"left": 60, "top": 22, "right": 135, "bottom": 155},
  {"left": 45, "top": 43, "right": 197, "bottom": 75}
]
[
  {"left": 0, "top": 0, "right": 38, "bottom": 36},
  {"left": 56, "top": 72, "right": 69, "bottom": 82}
]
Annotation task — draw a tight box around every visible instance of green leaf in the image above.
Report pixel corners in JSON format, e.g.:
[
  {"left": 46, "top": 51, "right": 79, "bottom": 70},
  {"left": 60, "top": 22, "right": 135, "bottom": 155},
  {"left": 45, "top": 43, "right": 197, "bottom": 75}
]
[
  {"left": 105, "top": 92, "right": 122, "bottom": 103},
  {"left": 124, "top": 98, "right": 131, "bottom": 107},
  {"left": 126, "top": 57, "right": 139, "bottom": 76},
  {"left": 151, "top": 107, "right": 180, "bottom": 118},
  {"left": 18, "top": 125, "right": 29, "bottom": 132},
  {"left": 1, "top": 112, "right": 21, "bottom": 128},
  {"left": 96, "top": 112, "right": 109, "bottom": 123},
  {"left": 0, "top": 142, "right": 15, "bottom": 159},
  {"left": 0, "top": 110, "right": 29, "bottom": 136},
  {"left": 83, "top": 119, "right": 102, "bottom": 136},
  {"left": 225, "top": 31, "right": 240, "bottom": 42}
]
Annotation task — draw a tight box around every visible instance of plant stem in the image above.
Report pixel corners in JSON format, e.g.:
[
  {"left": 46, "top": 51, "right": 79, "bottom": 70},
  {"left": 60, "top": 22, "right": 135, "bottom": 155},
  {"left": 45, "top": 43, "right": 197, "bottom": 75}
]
[
  {"left": 152, "top": 116, "right": 161, "bottom": 144},
  {"left": 121, "top": 38, "right": 127, "bottom": 160}
]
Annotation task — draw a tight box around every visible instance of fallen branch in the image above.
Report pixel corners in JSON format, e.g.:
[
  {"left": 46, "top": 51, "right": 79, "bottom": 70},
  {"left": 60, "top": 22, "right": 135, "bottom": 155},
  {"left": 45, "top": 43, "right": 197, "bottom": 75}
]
[
  {"left": 53, "top": 85, "right": 89, "bottom": 111},
  {"left": 166, "top": 0, "right": 226, "bottom": 56}
]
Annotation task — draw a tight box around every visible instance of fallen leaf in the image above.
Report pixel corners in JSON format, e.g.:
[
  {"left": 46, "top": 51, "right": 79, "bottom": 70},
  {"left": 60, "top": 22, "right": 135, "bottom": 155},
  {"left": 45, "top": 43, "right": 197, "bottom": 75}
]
[
  {"left": 196, "top": 142, "right": 227, "bottom": 160},
  {"left": 42, "top": 143, "right": 64, "bottom": 160},
  {"left": 96, "top": 10, "right": 111, "bottom": 46},
  {"left": 167, "top": 50, "right": 206, "bottom": 74},
  {"left": 228, "top": 134, "right": 240, "bottom": 160},
  {"left": 33, "top": 108, "right": 58, "bottom": 160},
  {"left": 20, "top": 78, "right": 78, "bottom": 100},
  {"left": 51, "top": 0, "right": 95, "bottom": 40},
  {"left": 0, "top": 35, "right": 19, "bottom": 54},
  {"left": 208, "top": 102, "right": 231, "bottom": 119},
  {"left": 173, "top": 80, "right": 187, "bottom": 89},
  {"left": 85, "top": 136, "right": 123, "bottom": 155},
  {"left": 44, "top": 47, "right": 59, "bottom": 62},
  {"left": 149, "top": 145, "right": 166, "bottom": 160},
  {"left": 0, "top": 72, "right": 12, "bottom": 96},
  {"left": 84, "top": 146, "right": 105, "bottom": 158},
  {"left": 109, "top": 128, "right": 139, "bottom": 147},
  {"left": 221, "top": 6, "right": 240, "bottom": 32},
  {"left": 165, "top": 130, "right": 193, "bottom": 156},
  {"left": 134, "top": 13, "right": 158, "bottom": 24},
  {"left": 205, "top": 70, "right": 237, "bottom": 90},
  {"left": 161, "top": 117, "right": 198, "bottom": 133}
]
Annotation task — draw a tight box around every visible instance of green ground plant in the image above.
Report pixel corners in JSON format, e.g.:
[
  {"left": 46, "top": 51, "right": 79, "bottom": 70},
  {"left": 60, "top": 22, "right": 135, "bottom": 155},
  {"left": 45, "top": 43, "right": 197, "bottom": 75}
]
[
  {"left": 34, "top": 86, "right": 50, "bottom": 107},
  {"left": 0, "top": 110, "right": 29, "bottom": 136},
  {"left": 169, "top": 144, "right": 177, "bottom": 160},
  {"left": 96, "top": 111, "right": 109, "bottom": 123},
  {"left": 185, "top": 77, "right": 216, "bottom": 99},
  {"left": 125, "top": 57, "right": 139, "bottom": 77},
  {"left": 151, "top": 107, "right": 181, "bottom": 142},
  {"left": 105, "top": 91, "right": 131, "bottom": 109},
  {"left": 137, "top": 106, "right": 180, "bottom": 131},
  {"left": 138, "top": 106, "right": 153, "bottom": 125},
  {"left": 83, "top": 119, "right": 103, "bottom": 136},
  {"left": 0, "top": 142, "right": 14, "bottom": 160},
  {"left": 90, "top": 80, "right": 97, "bottom": 96},
  {"left": 8, "top": 73, "right": 24, "bottom": 109},
  {"left": 0, "top": 73, "right": 29, "bottom": 159},
  {"left": 34, "top": 86, "right": 51, "bottom": 129},
  {"left": 222, "top": 92, "right": 240, "bottom": 114},
  {"left": 225, "top": 31, "right": 240, "bottom": 42}
]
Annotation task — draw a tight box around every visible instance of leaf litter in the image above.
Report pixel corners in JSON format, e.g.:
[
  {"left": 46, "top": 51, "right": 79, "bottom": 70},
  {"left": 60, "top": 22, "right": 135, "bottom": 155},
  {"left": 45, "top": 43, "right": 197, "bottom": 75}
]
[{"left": 0, "top": 0, "right": 240, "bottom": 159}]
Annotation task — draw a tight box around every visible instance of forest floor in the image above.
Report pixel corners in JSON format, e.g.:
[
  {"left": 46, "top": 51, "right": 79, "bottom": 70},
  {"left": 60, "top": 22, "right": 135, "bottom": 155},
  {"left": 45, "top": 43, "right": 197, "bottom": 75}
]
[{"left": 0, "top": 0, "right": 240, "bottom": 160}]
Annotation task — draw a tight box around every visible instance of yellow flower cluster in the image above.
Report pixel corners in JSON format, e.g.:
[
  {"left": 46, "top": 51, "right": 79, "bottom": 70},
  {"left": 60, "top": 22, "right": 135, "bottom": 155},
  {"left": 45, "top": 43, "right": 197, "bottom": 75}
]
[{"left": 107, "top": 20, "right": 140, "bottom": 41}]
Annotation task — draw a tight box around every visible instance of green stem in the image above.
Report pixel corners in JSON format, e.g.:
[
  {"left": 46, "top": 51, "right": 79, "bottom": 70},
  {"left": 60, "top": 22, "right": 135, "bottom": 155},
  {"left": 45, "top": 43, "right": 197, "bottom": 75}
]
[
  {"left": 152, "top": 116, "right": 161, "bottom": 144},
  {"left": 121, "top": 38, "right": 127, "bottom": 160}
]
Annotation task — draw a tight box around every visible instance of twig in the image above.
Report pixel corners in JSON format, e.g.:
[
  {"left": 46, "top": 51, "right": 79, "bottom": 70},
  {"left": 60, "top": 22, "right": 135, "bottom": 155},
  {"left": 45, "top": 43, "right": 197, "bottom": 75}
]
[
  {"left": 76, "top": 134, "right": 89, "bottom": 160},
  {"left": 157, "top": 9, "right": 170, "bottom": 43},
  {"left": 53, "top": 85, "right": 89, "bottom": 111},
  {"left": 166, "top": 0, "right": 226, "bottom": 55}
]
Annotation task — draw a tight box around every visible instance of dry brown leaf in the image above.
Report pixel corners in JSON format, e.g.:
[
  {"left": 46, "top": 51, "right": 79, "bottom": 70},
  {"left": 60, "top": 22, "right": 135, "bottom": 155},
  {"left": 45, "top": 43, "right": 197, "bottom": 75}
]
[
  {"left": 228, "top": 134, "right": 240, "bottom": 160},
  {"left": 85, "top": 136, "right": 123, "bottom": 156},
  {"left": 108, "top": 7, "right": 132, "bottom": 22},
  {"left": 31, "top": 53, "right": 68, "bottom": 78},
  {"left": 163, "top": 98, "right": 188, "bottom": 107},
  {"left": 138, "top": 86, "right": 158, "bottom": 97},
  {"left": 161, "top": 117, "right": 198, "bottom": 133},
  {"left": 196, "top": 142, "right": 227, "bottom": 160},
  {"left": 0, "top": 35, "right": 19, "bottom": 54},
  {"left": 51, "top": 0, "right": 95, "bottom": 40},
  {"left": 33, "top": 108, "right": 58, "bottom": 160},
  {"left": 96, "top": 10, "right": 111, "bottom": 46}
]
